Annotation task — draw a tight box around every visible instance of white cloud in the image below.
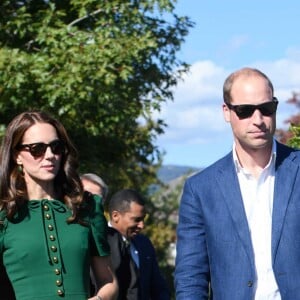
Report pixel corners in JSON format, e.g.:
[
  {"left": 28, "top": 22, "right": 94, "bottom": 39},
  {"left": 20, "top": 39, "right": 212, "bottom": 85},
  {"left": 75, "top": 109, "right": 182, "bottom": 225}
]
[
  {"left": 253, "top": 59, "right": 300, "bottom": 88},
  {"left": 155, "top": 61, "right": 229, "bottom": 147},
  {"left": 157, "top": 55, "right": 300, "bottom": 150},
  {"left": 171, "top": 60, "right": 226, "bottom": 105}
]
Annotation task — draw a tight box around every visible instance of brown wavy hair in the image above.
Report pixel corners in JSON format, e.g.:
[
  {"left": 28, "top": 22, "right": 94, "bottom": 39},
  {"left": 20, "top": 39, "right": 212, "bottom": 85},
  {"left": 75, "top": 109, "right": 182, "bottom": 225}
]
[{"left": 0, "top": 111, "right": 84, "bottom": 222}]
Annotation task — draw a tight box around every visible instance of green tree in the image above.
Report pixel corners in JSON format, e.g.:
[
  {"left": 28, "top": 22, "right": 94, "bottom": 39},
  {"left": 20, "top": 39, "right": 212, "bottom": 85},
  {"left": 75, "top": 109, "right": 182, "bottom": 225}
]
[
  {"left": 0, "top": 0, "right": 194, "bottom": 194},
  {"left": 276, "top": 92, "right": 300, "bottom": 148}
]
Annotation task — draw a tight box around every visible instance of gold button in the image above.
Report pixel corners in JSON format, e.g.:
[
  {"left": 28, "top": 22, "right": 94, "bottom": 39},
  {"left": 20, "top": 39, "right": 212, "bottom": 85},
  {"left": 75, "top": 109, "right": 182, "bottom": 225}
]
[
  {"left": 49, "top": 235, "right": 55, "bottom": 241},
  {"left": 48, "top": 224, "right": 53, "bottom": 231},
  {"left": 45, "top": 213, "right": 51, "bottom": 220},
  {"left": 51, "top": 245, "right": 57, "bottom": 252},
  {"left": 54, "top": 268, "right": 60, "bottom": 275},
  {"left": 43, "top": 205, "right": 49, "bottom": 211},
  {"left": 57, "top": 289, "right": 64, "bottom": 296},
  {"left": 56, "top": 280, "right": 62, "bottom": 286},
  {"left": 53, "top": 256, "right": 58, "bottom": 263}
]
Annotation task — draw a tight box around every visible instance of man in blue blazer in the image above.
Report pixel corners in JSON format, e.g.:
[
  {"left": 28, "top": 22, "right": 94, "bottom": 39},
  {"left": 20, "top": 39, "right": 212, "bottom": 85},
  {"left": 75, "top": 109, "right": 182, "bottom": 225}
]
[
  {"left": 175, "top": 67, "right": 300, "bottom": 299},
  {"left": 107, "top": 189, "right": 170, "bottom": 300}
]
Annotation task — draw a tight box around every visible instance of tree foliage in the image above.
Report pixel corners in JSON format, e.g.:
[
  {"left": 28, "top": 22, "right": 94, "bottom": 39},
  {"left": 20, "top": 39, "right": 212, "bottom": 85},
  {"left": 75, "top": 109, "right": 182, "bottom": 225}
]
[
  {"left": 0, "top": 0, "right": 194, "bottom": 194},
  {"left": 276, "top": 92, "right": 300, "bottom": 148}
]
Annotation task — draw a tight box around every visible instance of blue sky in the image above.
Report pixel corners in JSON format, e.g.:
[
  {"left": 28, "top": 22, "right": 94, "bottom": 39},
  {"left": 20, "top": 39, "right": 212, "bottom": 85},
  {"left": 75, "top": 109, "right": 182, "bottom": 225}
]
[{"left": 156, "top": 0, "right": 300, "bottom": 168}]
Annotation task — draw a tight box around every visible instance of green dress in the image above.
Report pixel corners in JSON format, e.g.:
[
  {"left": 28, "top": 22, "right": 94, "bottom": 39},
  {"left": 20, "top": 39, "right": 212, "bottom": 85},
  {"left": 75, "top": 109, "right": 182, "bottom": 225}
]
[{"left": 0, "top": 195, "right": 110, "bottom": 300}]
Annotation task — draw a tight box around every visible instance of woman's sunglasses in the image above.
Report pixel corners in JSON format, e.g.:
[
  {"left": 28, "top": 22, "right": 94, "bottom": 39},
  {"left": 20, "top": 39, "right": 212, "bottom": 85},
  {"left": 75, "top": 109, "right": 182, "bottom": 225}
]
[
  {"left": 17, "top": 140, "right": 65, "bottom": 158},
  {"left": 225, "top": 97, "right": 278, "bottom": 119}
]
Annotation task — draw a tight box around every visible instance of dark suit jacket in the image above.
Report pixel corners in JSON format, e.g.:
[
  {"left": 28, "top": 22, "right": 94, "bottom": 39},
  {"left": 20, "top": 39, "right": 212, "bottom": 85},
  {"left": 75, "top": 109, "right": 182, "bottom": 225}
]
[
  {"left": 175, "top": 141, "right": 300, "bottom": 299},
  {"left": 107, "top": 227, "right": 170, "bottom": 300}
]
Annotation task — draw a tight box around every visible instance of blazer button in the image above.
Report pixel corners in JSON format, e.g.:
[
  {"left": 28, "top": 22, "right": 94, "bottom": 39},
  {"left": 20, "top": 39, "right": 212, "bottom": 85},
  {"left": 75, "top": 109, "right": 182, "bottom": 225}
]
[
  {"left": 57, "top": 289, "right": 64, "bottom": 296},
  {"left": 247, "top": 280, "right": 253, "bottom": 287},
  {"left": 48, "top": 224, "right": 54, "bottom": 231},
  {"left": 43, "top": 205, "right": 49, "bottom": 211},
  {"left": 53, "top": 256, "right": 59, "bottom": 263},
  {"left": 49, "top": 235, "right": 55, "bottom": 241},
  {"left": 51, "top": 245, "right": 57, "bottom": 252}
]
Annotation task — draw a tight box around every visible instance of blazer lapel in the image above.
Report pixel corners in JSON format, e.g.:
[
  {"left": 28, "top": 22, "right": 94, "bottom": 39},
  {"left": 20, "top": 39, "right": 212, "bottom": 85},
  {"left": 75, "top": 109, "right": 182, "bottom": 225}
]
[
  {"left": 272, "top": 143, "right": 299, "bottom": 261},
  {"left": 214, "top": 144, "right": 300, "bottom": 268},
  {"left": 216, "top": 154, "right": 255, "bottom": 267}
]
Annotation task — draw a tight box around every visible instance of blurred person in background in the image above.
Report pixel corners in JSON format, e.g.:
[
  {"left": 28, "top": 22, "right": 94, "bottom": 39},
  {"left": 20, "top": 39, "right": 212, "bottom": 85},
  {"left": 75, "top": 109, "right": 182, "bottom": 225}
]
[
  {"left": 81, "top": 172, "right": 110, "bottom": 295},
  {"left": 81, "top": 173, "right": 109, "bottom": 204}
]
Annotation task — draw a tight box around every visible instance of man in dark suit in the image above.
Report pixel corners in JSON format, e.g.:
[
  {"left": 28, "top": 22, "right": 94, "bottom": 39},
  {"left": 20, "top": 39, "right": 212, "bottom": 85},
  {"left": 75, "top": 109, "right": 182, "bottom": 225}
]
[
  {"left": 107, "top": 189, "right": 170, "bottom": 300},
  {"left": 175, "top": 67, "right": 300, "bottom": 299}
]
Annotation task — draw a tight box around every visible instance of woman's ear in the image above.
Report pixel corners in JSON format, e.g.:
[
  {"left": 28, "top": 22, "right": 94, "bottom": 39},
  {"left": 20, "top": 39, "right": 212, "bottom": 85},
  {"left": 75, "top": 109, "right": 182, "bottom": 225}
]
[
  {"left": 14, "top": 153, "right": 24, "bottom": 174},
  {"left": 15, "top": 153, "right": 23, "bottom": 165}
]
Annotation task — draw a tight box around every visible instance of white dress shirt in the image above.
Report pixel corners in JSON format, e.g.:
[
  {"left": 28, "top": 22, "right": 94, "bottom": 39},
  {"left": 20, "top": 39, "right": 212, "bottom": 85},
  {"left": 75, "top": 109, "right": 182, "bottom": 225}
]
[{"left": 233, "top": 141, "right": 281, "bottom": 299}]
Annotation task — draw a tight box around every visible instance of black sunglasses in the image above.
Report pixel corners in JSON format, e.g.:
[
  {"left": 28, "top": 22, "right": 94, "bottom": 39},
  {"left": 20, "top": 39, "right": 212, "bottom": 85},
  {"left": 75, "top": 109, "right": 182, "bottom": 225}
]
[
  {"left": 17, "top": 140, "right": 65, "bottom": 158},
  {"left": 225, "top": 97, "right": 278, "bottom": 119}
]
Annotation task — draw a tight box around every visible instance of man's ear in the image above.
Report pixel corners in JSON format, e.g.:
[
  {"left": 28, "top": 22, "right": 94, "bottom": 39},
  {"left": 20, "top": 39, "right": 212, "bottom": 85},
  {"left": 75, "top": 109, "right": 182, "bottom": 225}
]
[
  {"left": 111, "top": 210, "right": 120, "bottom": 223},
  {"left": 223, "top": 103, "right": 231, "bottom": 123}
]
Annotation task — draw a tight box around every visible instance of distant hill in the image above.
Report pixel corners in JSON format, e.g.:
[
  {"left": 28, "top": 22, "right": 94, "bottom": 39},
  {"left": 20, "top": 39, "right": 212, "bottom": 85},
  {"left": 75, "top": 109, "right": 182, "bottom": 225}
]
[{"left": 158, "top": 165, "right": 201, "bottom": 183}]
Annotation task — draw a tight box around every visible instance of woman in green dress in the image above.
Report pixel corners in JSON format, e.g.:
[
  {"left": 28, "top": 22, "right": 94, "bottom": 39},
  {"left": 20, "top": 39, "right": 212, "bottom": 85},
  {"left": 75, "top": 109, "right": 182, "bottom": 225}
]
[{"left": 0, "top": 111, "right": 118, "bottom": 300}]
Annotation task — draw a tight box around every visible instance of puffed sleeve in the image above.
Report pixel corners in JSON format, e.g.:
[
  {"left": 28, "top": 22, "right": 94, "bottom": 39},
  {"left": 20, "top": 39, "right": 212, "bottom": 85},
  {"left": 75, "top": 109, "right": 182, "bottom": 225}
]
[{"left": 87, "top": 194, "right": 110, "bottom": 257}]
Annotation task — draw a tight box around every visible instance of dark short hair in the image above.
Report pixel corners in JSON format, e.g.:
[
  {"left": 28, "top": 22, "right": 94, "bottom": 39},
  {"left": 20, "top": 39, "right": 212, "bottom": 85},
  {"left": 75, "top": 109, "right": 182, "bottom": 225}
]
[{"left": 108, "top": 189, "right": 145, "bottom": 217}]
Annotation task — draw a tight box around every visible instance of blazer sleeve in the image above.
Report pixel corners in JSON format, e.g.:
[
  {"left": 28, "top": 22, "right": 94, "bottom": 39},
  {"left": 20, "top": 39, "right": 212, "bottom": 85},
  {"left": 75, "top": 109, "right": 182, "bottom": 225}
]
[{"left": 174, "top": 177, "right": 210, "bottom": 299}]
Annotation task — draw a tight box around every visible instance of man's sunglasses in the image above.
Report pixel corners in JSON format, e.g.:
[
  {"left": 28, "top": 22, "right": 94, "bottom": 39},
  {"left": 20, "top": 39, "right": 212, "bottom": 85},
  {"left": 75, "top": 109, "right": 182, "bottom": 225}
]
[
  {"left": 17, "top": 140, "right": 65, "bottom": 158},
  {"left": 225, "top": 97, "right": 278, "bottom": 119}
]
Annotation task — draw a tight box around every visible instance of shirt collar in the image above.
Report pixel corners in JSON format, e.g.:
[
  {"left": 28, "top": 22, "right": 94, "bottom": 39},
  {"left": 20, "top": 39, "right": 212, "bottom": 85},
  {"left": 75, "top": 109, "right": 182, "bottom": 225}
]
[
  {"left": 108, "top": 221, "right": 130, "bottom": 243},
  {"left": 233, "top": 138, "right": 277, "bottom": 173}
]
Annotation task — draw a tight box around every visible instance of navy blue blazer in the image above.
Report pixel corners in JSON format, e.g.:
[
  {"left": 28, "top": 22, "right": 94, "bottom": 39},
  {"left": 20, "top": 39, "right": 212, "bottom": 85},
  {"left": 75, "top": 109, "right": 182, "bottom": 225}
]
[
  {"left": 175, "top": 142, "right": 300, "bottom": 299},
  {"left": 107, "top": 227, "right": 170, "bottom": 300}
]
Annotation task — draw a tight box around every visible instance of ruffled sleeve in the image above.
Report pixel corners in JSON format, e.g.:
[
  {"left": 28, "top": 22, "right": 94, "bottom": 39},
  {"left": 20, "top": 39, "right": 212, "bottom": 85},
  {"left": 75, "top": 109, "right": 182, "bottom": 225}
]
[{"left": 86, "top": 194, "right": 110, "bottom": 256}]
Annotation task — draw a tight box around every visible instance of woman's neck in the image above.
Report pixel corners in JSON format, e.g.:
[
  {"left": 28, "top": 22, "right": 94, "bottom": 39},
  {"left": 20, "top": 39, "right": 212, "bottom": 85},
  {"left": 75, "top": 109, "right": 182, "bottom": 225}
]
[{"left": 25, "top": 180, "right": 56, "bottom": 200}]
